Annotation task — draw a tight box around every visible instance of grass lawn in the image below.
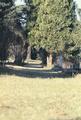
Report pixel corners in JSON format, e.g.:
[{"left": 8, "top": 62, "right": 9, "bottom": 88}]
[{"left": 0, "top": 75, "right": 81, "bottom": 120}]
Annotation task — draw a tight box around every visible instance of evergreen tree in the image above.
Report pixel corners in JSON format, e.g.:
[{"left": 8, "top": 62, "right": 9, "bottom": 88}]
[
  {"left": 28, "top": 0, "right": 77, "bottom": 64},
  {"left": 0, "top": 0, "right": 14, "bottom": 62},
  {"left": 0, "top": 0, "right": 29, "bottom": 64},
  {"left": 29, "top": 0, "right": 75, "bottom": 52}
]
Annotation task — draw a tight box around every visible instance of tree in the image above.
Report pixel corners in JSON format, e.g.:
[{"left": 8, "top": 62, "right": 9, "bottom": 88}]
[
  {"left": 0, "top": 0, "right": 14, "bottom": 62},
  {"left": 27, "top": 0, "right": 77, "bottom": 66},
  {"left": 28, "top": 0, "right": 75, "bottom": 51},
  {"left": 5, "top": 5, "right": 29, "bottom": 64},
  {"left": 0, "top": 0, "right": 29, "bottom": 65}
]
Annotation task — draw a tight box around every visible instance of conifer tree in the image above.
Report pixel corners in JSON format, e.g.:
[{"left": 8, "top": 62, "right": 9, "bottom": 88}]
[
  {"left": 29, "top": 0, "right": 75, "bottom": 52},
  {"left": 27, "top": 0, "right": 81, "bottom": 66},
  {"left": 0, "top": 0, "right": 13, "bottom": 62}
]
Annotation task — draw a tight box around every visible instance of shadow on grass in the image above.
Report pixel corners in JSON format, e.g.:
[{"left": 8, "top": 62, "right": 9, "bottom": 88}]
[
  {"left": 0, "top": 62, "right": 79, "bottom": 78},
  {"left": 49, "top": 117, "right": 81, "bottom": 120}
]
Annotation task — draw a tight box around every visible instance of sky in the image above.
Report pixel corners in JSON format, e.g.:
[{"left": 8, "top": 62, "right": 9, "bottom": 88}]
[
  {"left": 74, "top": 0, "right": 81, "bottom": 20},
  {"left": 74, "top": 0, "right": 81, "bottom": 8},
  {"left": 15, "top": 0, "right": 81, "bottom": 20},
  {"left": 15, "top": 0, "right": 26, "bottom": 6},
  {"left": 15, "top": 0, "right": 81, "bottom": 8}
]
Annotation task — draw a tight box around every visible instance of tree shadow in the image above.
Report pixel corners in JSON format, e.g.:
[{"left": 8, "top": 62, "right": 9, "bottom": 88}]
[
  {"left": 0, "top": 62, "right": 78, "bottom": 78},
  {"left": 49, "top": 117, "right": 81, "bottom": 120}
]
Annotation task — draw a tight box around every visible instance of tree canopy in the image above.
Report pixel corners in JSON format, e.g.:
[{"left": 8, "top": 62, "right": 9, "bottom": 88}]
[
  {"left": 26, "top": 0, "right": 81, "bottom": 62},
  {"left": 0, "top": 0, "right": 14, "bottom": 61},
  {"left": 0, "top": 0, "right": 81, "bottom": 64},
  {"left": 28, "top": 0, "right": 75, "bottom": 50}
]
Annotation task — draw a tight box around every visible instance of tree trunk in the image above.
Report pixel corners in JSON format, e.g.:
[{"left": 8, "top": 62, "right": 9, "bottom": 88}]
[
  {"left": 14, "top": 54, "right": 22, "bottom": 65},
  {"left": 26, "top": 46, "right": 31, "bottom": 62},
  {"left": 47, "top": 54, "right": 53, "bottom": 68}
]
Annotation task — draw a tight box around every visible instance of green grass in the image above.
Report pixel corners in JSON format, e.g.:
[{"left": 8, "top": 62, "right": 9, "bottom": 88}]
[{"left": 0, "top": 75, "right": 81, "bottom": 120}]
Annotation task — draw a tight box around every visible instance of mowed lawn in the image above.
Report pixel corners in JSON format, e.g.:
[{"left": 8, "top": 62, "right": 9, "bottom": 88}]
[{"left": 0, "top": 75, "right": 81, "bottom": 120}]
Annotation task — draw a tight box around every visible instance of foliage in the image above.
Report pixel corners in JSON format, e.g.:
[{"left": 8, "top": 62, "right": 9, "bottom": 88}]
[
  {"left": 26, "top": 0, "right": 81, "bottom": 62},
  {"left": 0, "top": 0, "right": 14, "bottom": 61},
  {"left": 28, "top": 0, "right": 75, "bottom": 51},
  {"left": 0, "top": 0, "right": 29, "bottom": 63},
  {"left": 0, "top": 0, "right": 81, "bottom": 64}
]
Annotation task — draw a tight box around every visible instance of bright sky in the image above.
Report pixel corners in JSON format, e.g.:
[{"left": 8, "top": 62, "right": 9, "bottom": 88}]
[
  {"left": 74, "top": 0, "right": 81, "bottom": 20},
  {"left": 74, "top": 0, "right": 81, "bottom": 8},
  {"left": 15, "top": 0, "right": 81, "bottom": 8},
  {"left": 15, "top": 0, "right": 81, "bottom": 21},
  {"left": 15, "top": 0, "right": 26, "bottom": 6}
]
